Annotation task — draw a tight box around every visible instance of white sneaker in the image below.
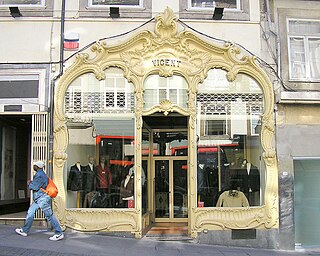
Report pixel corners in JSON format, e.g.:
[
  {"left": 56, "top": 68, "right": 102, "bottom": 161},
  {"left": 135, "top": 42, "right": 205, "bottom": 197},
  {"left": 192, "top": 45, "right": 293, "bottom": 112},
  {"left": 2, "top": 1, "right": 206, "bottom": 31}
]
[
  {"left": 49, "top": 233, "right": 64, "bottom": 241},
  {"left": 15, "top": 228, "right": 27, "bottom": 237}
]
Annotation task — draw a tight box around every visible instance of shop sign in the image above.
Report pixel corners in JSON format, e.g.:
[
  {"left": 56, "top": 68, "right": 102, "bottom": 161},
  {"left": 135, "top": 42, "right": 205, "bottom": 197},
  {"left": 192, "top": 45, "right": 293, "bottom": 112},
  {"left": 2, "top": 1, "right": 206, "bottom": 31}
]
[{"left": 151, "top": 58, "right": 182, "bottom": 68}]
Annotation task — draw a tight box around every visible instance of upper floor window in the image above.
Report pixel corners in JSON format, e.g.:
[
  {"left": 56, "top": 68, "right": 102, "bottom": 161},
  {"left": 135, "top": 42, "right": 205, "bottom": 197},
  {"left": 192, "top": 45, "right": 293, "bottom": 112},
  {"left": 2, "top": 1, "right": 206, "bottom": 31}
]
[
  {"left": 180, "top": 0, "right": 248, "bottom": 21},
  {"left": 189, "top": 0, "right": 240, "bottom": 10},
  {"left": 288, "top": 19, "right": 320, "bottom": 81},
  {"left": 80, "top": 0, "right": 150, "bottom": 18},
  {"left": 0, "top": 0, "right": 44, "bottom": 6},
  {"left": 0, "top": 0, "right": 52, "bottom": 17},
  {"left": 88, "top": 0, "right": 142, "bottom": 8}
]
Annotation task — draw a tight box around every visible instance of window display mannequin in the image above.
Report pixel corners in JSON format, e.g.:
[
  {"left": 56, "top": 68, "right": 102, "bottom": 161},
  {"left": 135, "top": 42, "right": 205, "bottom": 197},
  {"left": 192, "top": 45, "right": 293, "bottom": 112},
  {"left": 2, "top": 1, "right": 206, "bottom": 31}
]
[
  {"left": 129, "top": 157, "right": 146, "bottom": 186},
  {"left": 234, "top": 159, "right": 260, "bottom": 206},
  {"left": 119, "top": 162, "right": 135, "bottom": 207},
  {"left": 67, "top": 161, "right": 83, "bottom": 207},
  {"left": 96, "top": 156, "right": 112, "bottom": 192},
  {"left": 67, "top": 161, "right": 83, "bottom": 191},
  {"left": 216, "top": 189, "right": 249, "bottom": 207},
  {"left": 196, "top": 161, "right": 218, "bottom": 207},
  {"left": 82, "top": 156, "right": 98, "bottom": 207}
]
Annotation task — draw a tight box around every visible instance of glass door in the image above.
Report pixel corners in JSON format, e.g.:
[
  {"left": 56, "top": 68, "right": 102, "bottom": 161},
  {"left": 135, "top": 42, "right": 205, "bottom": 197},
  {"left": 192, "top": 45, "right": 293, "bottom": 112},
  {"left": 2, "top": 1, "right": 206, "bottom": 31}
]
[
  {"left": 155, "top": 159, "right": 169, "bottom": 218},
  {"left": 154, "top": 157, "right": 188, "bottom": 221},
  {"left": 173, "top": 159, "right": 188, "bottom": 218},
  {"left": 294, "top": 159, "right": 320, "bottom": 247}
]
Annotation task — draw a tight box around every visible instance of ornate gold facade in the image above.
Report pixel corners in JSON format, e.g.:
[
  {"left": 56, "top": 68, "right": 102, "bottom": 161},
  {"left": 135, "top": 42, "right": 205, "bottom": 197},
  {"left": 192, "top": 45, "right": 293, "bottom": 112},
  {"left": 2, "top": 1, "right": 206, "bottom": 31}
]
[{"left": 53, "top": 8, "right": 279, "bottom": 238}]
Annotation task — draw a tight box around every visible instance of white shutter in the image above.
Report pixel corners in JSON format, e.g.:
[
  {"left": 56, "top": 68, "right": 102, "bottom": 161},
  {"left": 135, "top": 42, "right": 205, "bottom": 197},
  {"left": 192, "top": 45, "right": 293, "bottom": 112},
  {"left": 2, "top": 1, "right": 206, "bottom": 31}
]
[{"left": 31, "top": 113, "right": 47, "bottom": 218}]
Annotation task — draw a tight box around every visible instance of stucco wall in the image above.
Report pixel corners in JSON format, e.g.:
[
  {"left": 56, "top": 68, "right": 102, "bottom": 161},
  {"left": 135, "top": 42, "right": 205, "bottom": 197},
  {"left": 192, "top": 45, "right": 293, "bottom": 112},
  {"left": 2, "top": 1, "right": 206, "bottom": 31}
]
[{"left": 276, "top": 104, "right": 320, "bottom": 250}]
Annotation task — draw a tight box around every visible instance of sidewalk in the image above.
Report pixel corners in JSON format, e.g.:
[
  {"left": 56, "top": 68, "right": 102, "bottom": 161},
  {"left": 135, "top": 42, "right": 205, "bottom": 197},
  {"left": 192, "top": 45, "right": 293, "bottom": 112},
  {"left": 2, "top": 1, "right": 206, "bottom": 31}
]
[{"left": 0, "top": 224, "right": 318, "bottom": 256}]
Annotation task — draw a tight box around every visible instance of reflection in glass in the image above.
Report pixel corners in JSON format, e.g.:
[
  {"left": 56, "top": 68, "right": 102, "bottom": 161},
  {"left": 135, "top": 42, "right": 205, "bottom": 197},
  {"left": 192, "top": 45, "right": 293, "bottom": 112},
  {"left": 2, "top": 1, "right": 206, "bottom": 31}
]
[
  {"left": 153, "top": 131, "right": 188, "bottom": 156},
  {"left": 294, "top": 159, "right": 320, "bottom": 246},
  {"left": 196, "top": 69, "right": 264, "bottom": 207},
  {"left": 142, "top": 130, "right": 150, "bottom": 214},
  {"left": 191, "top": 0, "right": 237, "bottom": 9},
  {"left": 143, "top": 75, "right": 188, "bottom": 109},
  {"left": 173, "top": 160, "right": 188, "bottom": 218},
  {"left": 155, "top": 160, "right": 169, "bottom": 218},
  {"left": 65, "top": 68, "right": 136, "bottom": 209},
  {"left": 91, "top": 0, "right": 140, "bottom": 6}
]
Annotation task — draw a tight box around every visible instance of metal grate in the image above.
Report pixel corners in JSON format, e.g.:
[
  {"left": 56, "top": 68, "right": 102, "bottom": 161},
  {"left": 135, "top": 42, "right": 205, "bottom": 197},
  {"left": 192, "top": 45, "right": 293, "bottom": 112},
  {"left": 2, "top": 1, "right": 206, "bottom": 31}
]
[
  {"left": 197, "top": 93, "right": 263, "bottom": 115},
  {"left": 65, "top": 91, "right": 134, "bottom": 118},
  {"left": 31, "top": 113, "right": 48, "bottom": 219}
]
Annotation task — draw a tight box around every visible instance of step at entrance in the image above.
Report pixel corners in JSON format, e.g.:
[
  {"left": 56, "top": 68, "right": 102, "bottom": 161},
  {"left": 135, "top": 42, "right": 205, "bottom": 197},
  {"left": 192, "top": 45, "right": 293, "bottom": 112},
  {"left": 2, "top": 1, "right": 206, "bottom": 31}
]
[{"left": 145, "top": 223, "right": 192, "bottom": 241}]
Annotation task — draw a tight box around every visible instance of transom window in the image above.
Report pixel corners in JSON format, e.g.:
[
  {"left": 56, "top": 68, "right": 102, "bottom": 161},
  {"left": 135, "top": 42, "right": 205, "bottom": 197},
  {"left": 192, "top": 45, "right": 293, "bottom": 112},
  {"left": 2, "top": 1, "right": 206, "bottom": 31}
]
[
  {"left": 88, "top": 0, "right": 142, "bottom": 7},
  {"left": 189, "top": 0, "right": 240, "bottom": 9},
  {"left": 288, "top": 19, "right": 320, "bottom": 81},
  {"left": 143, "top": 75, "right": 188, "bottom": 109}
]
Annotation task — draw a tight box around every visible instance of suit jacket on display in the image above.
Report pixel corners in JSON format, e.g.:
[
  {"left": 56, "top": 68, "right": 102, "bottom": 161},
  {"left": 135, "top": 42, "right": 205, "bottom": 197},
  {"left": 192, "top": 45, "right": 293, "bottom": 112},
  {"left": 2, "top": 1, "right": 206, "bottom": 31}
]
[
  {"left": 67, "top": 164, "right": 83, "bottom": 191},
  {"left": 232, "top": 164, "right": 260, "bottom": 194},
  {"left": 82, "top": 164, "right": 98, "bottom": 192},
  {"left": 97, "top": 164, "right": 112, "bottom": 189}
]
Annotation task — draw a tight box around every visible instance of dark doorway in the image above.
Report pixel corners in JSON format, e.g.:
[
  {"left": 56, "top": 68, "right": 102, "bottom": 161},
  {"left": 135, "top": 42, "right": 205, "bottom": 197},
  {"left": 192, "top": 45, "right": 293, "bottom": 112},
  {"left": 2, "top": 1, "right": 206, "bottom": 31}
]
[{"left": 0, "top": 115, "right": 31, "bottom": 215}]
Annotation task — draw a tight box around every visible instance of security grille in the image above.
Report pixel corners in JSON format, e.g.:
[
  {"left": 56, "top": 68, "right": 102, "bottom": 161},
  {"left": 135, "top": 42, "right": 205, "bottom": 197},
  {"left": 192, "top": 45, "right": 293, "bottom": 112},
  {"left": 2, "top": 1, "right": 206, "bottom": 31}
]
[
  {"left": 197, "top": 93, "right": 263, "bottom": 116},
  {"left": 31, "top": 113, "right": 47, "bottom": 219},
  {"left": 65, "top": 91, "right": 134, "bottom": 118}
]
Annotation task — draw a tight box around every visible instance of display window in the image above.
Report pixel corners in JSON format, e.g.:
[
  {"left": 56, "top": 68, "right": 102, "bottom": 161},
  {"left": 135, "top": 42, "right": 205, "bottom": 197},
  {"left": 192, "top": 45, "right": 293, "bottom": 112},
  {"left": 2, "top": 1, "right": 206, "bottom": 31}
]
[
  {"left": 64, "top": 67, "right": 137, "bottom": 209},
  {"left": 196, "top": 69, "right": 264, "bottom": 207}
]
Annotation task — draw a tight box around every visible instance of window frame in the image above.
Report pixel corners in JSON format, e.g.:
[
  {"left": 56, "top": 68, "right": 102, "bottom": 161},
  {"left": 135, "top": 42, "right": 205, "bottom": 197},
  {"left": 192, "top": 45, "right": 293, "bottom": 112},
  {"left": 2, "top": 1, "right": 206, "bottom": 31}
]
[
  {"left": 103, "top": 77, "right": 131, "bottom": 110},
  {"left": 79, "top": 0, "right": 151, "bottom": 19},
  {"left": 205, "top": 114, "right": 228, "bottom": 136},
  {"left": 0, "top": 0, "right": 45, "bottom": 7},
  {"left": 187, "top": 0, "right": 241, "bottom": 11},
  {"left": 88, "top": 0, "right": 143, "bottom": 8},
  {"left": 287, "top": 18, "right": 320, "bottom": 82},
  {"left": 0, "top": 69, "right": 47, "bottom": 112},
  {"left": 180, "top": 0, "right": 249, "bottom": 21},
  {"left": 0, "top": 0, "right": 52, "bottom": 17},
  {"left": 250, "top": 112, "right": 260, "bottom": 136}
]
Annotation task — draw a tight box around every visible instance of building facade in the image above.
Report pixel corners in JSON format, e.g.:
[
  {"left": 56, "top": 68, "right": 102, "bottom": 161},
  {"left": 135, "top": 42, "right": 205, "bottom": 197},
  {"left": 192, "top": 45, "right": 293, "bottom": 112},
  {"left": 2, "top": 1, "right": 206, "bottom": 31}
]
[
  {"left": 0, "top": 0, "right": 319, "bottom": 251},
  {"left": 272, "top": 0, "right": 320, "bottom": 250}
]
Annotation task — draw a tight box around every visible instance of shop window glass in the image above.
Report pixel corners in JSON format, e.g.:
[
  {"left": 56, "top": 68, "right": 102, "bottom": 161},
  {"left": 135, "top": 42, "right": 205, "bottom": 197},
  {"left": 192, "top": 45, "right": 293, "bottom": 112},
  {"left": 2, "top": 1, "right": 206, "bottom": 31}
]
[
  {"left": 64, "top": 68, "right": 137, "bottom": 209},
  {"left": 196, "top": 69, "right": 264, "bottom": 208},
  {"left": 153, "top": 131, "right": 188, "bottom": 156},
  {"left": 143, "top": 75, "right": 188, "bottom": 110},
  {"left": 142, "top": 130, "right": 150, "bottom": 215},
  {"left": 294, "top": 159, "right": 320, "bottom": 246}
]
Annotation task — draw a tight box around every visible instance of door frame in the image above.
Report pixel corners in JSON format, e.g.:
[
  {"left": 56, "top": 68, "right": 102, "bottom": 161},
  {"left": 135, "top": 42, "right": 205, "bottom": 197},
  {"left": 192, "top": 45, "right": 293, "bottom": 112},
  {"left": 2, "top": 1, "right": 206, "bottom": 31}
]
[{"left": 152, "top": 156, "right": 188, "bottom": 223}]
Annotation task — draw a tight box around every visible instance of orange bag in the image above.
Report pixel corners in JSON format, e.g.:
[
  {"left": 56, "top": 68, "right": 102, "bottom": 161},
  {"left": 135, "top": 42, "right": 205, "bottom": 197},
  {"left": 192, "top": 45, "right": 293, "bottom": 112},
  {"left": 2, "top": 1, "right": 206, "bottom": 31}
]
[{"left": 41, "top": 177, "right": 58, "bottom": 198}]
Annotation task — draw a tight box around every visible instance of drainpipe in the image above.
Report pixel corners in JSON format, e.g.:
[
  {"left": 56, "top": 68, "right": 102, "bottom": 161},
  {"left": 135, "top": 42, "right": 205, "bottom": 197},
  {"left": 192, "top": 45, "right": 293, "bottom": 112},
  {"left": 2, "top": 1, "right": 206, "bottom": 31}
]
[{"left": 48, "top": 0, "right": 65, "bottom": 177}]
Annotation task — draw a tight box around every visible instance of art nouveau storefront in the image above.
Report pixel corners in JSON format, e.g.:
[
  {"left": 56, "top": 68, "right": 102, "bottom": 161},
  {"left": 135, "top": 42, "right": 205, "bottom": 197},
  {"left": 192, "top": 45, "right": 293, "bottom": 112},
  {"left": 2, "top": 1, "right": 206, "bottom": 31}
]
[{"left": 52, "top": 9, "right": 279, "bottom": 247}]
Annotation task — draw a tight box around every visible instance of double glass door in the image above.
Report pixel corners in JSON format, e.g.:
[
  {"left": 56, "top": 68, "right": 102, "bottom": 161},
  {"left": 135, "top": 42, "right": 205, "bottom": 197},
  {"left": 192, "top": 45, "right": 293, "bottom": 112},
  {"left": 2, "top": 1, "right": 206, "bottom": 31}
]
[{"left": 154, "top": 157, "right": 188, "bottom": 221}]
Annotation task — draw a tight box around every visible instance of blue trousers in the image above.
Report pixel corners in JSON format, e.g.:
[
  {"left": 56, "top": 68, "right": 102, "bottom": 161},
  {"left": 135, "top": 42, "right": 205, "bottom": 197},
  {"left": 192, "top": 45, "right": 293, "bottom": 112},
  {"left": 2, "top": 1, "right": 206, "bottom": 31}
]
[{"left": 22, "top": 194, "right": 63, "bottom": 235}]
